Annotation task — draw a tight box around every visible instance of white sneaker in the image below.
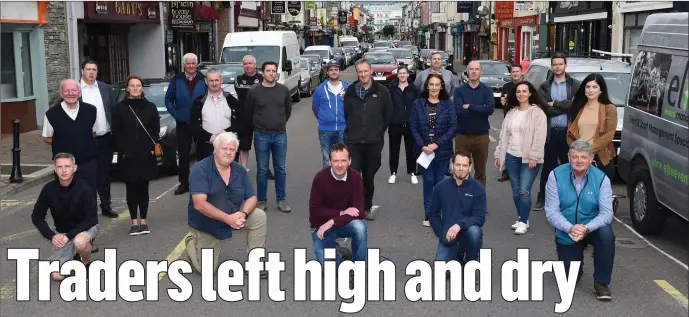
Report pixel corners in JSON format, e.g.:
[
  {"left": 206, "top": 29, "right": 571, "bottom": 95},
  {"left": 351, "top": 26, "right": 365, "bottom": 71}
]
[
  {"left": 514, "top": 222, "right": 528, "bottom": 235},
  {"left": 511, "top": 220, "right": 529, "bottom": 229},
  {"left": 410, "top": 173, "right": 419, "bottom": 184},
  {"left": 388, "top": 173, "right": 396, "bottom": 184},
  {"left": 422, "top": 220, "right": 430, "bottom": 227}
]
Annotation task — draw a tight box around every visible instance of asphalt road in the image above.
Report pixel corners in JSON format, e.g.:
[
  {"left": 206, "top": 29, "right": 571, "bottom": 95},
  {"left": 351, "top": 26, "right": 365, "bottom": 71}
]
[{"left": 1, "top": 90, "right": 687, "bottom": 316}]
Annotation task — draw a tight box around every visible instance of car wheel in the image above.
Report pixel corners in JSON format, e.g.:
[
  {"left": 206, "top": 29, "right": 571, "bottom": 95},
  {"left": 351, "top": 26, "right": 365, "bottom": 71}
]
[
  {"left": 628, "top": 160, "right": 666, "bottom": 234},
  {"left": 292, "top": 89, "right": 301, "bottom": 102}
]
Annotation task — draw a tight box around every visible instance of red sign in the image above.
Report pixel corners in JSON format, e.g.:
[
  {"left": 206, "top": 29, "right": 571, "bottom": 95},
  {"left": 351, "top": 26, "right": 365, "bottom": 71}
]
[
  {"left": 85, "top": 1, "right": 160, "bottom": 23},
  {"left": 515, "top": 15, "right": 538, "bottom": 26},
  {"left": 495, "top": 1, "right": 514, "bottom": 21},
  {"left": 348, "top": 15, "right": 355, "bottom": 27}
]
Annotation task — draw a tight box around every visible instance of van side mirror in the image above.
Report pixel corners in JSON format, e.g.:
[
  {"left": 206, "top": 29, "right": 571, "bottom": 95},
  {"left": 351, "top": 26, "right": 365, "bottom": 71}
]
[{"left": 283, "top": 60, "right": 293, "bottom": 73}]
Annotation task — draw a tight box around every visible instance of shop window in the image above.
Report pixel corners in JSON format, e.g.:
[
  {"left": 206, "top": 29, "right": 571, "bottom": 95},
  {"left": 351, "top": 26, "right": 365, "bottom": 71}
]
[{"left": 1, "top": 31, "right": 34, "bottom": 100}]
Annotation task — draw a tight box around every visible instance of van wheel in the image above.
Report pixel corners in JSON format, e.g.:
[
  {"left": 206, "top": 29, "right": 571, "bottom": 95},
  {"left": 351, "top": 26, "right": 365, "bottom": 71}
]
[
  {"left": 292, "top": 90, "right": 301, "bottom": 102},
  {"left": 628, "top": 160, "right": 666, "bottom": 234}
]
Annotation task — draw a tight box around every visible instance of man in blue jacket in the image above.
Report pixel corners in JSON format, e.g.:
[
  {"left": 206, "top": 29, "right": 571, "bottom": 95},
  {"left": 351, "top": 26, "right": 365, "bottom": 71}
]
[
  {"left": 427, "top": 150, "right": 486, "bottom": 264},
  {"left": 165, "top": 53, "right": 208, "bottom": 195},
  {"left": 453, "top": 60, "right": 495, "bottom": 188},
  {"left": 312, "top": 60, "right": 350, "bottom": 168},
  {"left": 545, "top": 139, "right": 614, "bottom": 301}
]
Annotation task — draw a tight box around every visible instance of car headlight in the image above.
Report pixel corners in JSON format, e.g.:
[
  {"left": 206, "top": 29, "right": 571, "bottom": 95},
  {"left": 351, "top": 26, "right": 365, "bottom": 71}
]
[
  {"left": 392, "top": 68, "right": 398, "bottom": 74},
  {"left": 159, "top": 126, "right": 168, "bottom": 138}
]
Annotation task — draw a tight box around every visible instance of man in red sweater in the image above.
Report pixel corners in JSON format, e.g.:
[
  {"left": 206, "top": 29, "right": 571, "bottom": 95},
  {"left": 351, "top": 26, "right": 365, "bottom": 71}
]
[{"left": 309, "top": 143, "right": 368, "bottom": 265}]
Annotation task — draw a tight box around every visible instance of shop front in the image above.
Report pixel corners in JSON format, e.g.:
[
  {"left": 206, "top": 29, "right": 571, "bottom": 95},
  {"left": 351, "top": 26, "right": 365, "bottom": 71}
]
[
  {"left": 80, "top": 1, "right": 165, "bottom": 84},
  {"left": 0, "top": 1, "right": 50, "bottom": 133},
  {"left": 166, "top": 1, "right": 218, "bottom": 74},
  {"left": 461, "top": 20, "right": 480, "bottom": 65},
  {"left": 613, "top": 1, "right": 676, "bottom": 56},
  {"left": 551, "top": 2, "right": 612, "bottom": 56}
]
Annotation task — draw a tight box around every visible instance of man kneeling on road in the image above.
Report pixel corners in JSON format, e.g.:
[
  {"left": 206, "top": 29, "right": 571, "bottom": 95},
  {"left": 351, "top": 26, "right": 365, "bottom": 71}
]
[
  {"left": 545, "top": 139, "right": 615, "bottom": 301},
  {"left": 186, "top": 132, "right": 268, "bottom": 277},
  {"left": 427, "top": 150, "right": 486, "bottom": 265},
  {"left": 309, "top": 143, "right": 367, "bottom": 265},
  {"left": 31, "top": 152, "right": 99, "bottom": 281}
]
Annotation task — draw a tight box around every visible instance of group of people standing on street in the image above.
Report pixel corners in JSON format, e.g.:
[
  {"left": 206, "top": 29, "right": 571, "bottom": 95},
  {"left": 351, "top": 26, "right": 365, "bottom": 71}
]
[{"left": 31, "top": 49, "right": 618, "bottom": 301}]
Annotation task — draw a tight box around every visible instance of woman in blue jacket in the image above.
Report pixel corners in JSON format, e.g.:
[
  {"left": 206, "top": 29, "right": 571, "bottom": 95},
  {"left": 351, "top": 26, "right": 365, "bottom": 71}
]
[
  {"left": 409, "top": 73, "right": 458, "bottom": 227},
  {"left": 387, "top": 65, "right": 420, "bottom": 185}
]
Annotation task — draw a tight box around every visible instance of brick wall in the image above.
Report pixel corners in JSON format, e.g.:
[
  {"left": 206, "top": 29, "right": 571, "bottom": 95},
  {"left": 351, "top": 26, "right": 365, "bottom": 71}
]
[
  {"left": 217, "top": 8, "right": 230, "bottom": 59},
  {"left": 43, "top": 2, "right": 70, "bottom": 105}
]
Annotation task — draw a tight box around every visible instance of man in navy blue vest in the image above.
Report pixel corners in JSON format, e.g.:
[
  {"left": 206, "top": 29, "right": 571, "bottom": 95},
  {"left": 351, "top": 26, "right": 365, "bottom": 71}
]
[
  {"left": 545, "top": 139, "right": 615, "bottom": 301},
  {"left": 79, "top": 60, "right": 118, "bottom": 218},
  {"left": 43, "top": 79, "right": 100, "bottom": 202},
  {"left": 165, "top": 52, "right": 208, "bottom": 195}
]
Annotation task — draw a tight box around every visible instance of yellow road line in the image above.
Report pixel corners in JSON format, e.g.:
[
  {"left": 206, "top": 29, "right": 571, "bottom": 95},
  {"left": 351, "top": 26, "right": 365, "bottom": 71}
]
[
  {"left": 158, "top": 233, "right": 191, "bottom": 281},
  {"left": 0, "top": 210, "right": 130, "bottom": 301},
  {"left": 489, "top": 134, "right": 497, "bottom": 142},
  {"left": 655, "top": 280, "right": 689, "bottom": 308}
]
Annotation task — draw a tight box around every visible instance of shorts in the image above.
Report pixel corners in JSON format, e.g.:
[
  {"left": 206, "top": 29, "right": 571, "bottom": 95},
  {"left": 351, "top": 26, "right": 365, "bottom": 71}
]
[{"left": 48, "top": 225, "right": 99, "bottom": 265}]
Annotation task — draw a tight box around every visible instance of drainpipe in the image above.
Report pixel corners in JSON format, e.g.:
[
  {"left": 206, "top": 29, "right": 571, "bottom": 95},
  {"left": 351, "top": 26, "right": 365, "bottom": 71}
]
[
  {"left": 229, "top": 1, "right": 236, "bottom": 33},
  {"left": 66, "top": 2, "right": 81, "bottom": 80}
]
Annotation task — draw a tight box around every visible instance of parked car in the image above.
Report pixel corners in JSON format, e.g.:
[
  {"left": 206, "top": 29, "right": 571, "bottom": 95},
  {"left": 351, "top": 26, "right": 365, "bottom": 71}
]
[
  {"left": 423, "top": 50, "right": 452, "bottom": 72},
  {"left": 343, "top": 47, "right": 356, "bottom": 67},
  {"left": 331, "top": 47, "right": 347, "bottom": 68},
  {"left": 302, "top": 54, "right": 326, "bottom": 81},
  {"left": 459, "top": 60, "right": 512, "bottom": 104},
  {"left": 197, "top": 62, "right": 244, "bottom": 99},
  {"left": 363, "top": 52, "right": 399, "bottom": 86},
  {"left": 388, "top": 48, "right": 417, "bottom": 79},
  {"left": 525, "top": 57, "right": 632, "bottom": 177},
  {"left": 298, "top": 58, "right": 319, "bottom": 96},
  {"left": 110, "top": 79, "right": 197, "bottom": 176}
]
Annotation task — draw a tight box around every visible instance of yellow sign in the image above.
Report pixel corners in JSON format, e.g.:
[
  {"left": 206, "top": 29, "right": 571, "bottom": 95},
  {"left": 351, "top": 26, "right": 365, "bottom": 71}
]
[
  {"left": 353, "top": 7, "right": 360, "bottom": 21},
  {"left": 115, "top": 1, "right": 144, "bottom": 16}
]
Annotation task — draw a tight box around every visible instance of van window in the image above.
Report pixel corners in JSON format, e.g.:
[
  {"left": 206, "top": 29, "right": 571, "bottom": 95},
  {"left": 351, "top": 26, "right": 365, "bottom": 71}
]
[
  {"left": 341, "top": 41, "right": 358, "bottom": 47},
  {"left": 524, "top": 65, "right": 549, "bottom": 86},
  {"left": 222, "top": 46, "right": 280, "bottom": 67},
  {"left": 305, "top": 49, "right": 329, "bottom": 59}
]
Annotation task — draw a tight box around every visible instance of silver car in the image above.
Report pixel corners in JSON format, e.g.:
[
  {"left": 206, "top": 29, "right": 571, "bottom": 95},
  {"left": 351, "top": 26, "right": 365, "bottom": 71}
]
[
  {"left": 298, "top": 58, "right": 319, "bottom": 96},
  {"left": 388, "top": 48, "right": 417, "bottom": 77}
]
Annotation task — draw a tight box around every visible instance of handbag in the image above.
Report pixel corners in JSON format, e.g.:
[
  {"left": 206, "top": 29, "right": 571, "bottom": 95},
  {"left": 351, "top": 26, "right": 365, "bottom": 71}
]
[{"left": 129, "top": 105, "right": 163, "bottom": 157}]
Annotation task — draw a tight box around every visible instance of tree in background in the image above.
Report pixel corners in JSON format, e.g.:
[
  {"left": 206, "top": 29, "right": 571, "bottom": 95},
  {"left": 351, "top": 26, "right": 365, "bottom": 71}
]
[{"left": 383, "top": 25, "right": 395, "bottom": 38}]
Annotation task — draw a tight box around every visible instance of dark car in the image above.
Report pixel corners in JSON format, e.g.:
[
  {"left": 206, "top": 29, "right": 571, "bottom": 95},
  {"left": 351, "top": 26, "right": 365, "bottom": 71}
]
[
  {"left": 198, "top": 62, "right": 245, "bottom": 99},
  {"left": 363, "top": 52, "right": 399, "bottom": 86},
  {"left": 460, "top": 60, "right": 512, "bottom": 106},
  {"left": 110, "top": 79, "right": 196, "bottom": 176}
]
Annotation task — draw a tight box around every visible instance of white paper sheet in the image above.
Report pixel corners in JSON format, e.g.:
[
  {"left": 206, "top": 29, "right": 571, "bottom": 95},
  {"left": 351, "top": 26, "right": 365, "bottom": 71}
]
[{"left": 416, "top": 152, "right": 435, "bottom": 169}]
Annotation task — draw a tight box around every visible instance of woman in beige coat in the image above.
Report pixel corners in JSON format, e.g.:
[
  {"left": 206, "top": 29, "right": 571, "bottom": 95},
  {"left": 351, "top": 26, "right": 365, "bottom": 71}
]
[{"left": 494, "top": 81, "right": 549, "bottom": 234}]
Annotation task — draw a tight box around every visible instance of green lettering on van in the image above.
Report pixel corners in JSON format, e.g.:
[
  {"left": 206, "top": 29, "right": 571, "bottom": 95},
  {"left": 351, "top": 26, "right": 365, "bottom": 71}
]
[{"left": 664, "top": 109, "right": 677, "bottom": 118}]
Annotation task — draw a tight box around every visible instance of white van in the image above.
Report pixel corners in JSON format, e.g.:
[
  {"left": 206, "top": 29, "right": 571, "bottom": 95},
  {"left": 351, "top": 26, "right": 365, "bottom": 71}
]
[
  {"left": 304, "top": 45, "right": 334, "bottom": 66},
  {"left": 221, "top": 31, "right": 302, "bottom": 102},
  {"left": 619, "top": 12, "right": 689, "bottom": 234},
  {"left": 340, "top": 36, "right": 361, "bottom": 56}
]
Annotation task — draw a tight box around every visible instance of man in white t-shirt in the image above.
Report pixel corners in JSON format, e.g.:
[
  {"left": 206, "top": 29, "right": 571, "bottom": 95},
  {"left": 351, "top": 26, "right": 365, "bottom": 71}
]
[{"left": 311, "top": 61, "right": 351, "bottom": 168}]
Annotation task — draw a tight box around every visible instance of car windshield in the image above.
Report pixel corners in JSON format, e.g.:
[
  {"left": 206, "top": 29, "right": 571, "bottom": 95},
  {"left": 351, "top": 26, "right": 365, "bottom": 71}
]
[
  {"left": 480, "top": 62, "right": 511, "bottom": 75},
  {"left": 405, "top": 46, "right": 419, "bottom": 53},
  {"left": 391, "top": 50, "right": 413, "bottom": 59},
  {"left": 299, "top": 59, "right": 309, "bottom": 69},
  {"left": 221, "top": 46, "right": 280, "bottom": 67},
  {"left": 341, "top": 41, "right": 358, "bottom": 47},
  {"left": 366, "top": 54, "right": 395, "bottom": 64},
  {"left": 305, "top": 49, "right": 329, "bottom": 59},
  {"left": 570, "top": 72, "right": 631, "bottom": 106},
  {"left": 198, "top": 64, "right": 244, "bottom": 83},
  {"left": 118, "top": 84, "right": 169, "bottom": 114},
  {"left": 373, "top": 42, "right": 390, "bottom": 48}
]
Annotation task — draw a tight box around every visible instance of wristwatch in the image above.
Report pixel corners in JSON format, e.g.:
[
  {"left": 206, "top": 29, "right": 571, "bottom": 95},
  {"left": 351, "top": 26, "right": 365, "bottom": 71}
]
[{"left": 239, "top": 211, "right": 249, "bottom": 219}]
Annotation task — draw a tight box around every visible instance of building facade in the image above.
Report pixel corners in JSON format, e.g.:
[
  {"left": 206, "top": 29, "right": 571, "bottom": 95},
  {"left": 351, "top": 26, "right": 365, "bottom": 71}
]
[
  {"left": 550, "top": 1, "right": 612, "bottom": 56},
  {"left": 611, "top": 1, "right": 678, "bottom": 56},
  {"left": 1, "top": 1, "right": 50, "bottom": 133}
]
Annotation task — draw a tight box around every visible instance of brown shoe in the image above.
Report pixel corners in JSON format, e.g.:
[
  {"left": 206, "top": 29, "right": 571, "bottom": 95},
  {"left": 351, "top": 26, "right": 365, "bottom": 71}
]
[{"left": 498, "top": 174, "right": 510, "bottom": 182}]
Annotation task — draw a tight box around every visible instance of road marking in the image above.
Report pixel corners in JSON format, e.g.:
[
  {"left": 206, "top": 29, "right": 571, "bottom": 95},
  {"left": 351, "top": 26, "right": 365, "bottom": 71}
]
[
  {"left": 613, "top": 217, "right": 688, "bottom": 270},
  {"left": 654, "top": 280, "right": 689, "bottom": 308},
  {"left": 0, "top": 210, "right": 131, "bottom": 301},
  {"left": 489, "top": 135, "right": 496, "bottom": 142},
  {"left": 158, "top": 233, "right": 191, "bottom": 281},
  {"left": 1, "top": 200, "right": 36, "bottom": 207},
  {"left": 0, "top": 229, "right": 38, "bottom": 244},
  {"left": 155, "top": 183, "right": 179, "bottom": 200},
  {"left": 490, "top": 124, "right": 499, "bottom": 131}
]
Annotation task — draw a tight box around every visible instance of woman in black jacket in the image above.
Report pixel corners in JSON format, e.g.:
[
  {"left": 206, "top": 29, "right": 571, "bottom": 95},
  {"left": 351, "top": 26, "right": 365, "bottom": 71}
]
[
  {"left": 112, "top": 75, "right": 160, "bottom": 236},
  {"left": 387, "top": 65, "right": 420, "bottom": 185}
]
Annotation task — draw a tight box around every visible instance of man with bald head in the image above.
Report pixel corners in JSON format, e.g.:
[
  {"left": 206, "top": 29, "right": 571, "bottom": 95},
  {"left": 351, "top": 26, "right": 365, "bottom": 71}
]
[
  {"left": 43, "top": 79, "right": 101, "bottom": 199},
  {"left": 452, "top": 60, "right": 495, "bottom": 188}
]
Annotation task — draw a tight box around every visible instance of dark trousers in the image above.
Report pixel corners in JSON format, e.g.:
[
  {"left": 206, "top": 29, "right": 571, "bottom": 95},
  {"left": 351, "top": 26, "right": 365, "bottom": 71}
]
[
  {"left": 176, "top": 122, "right": 193, "bottom": 187},
  {"left": 76, "top": 158, "right": 98, "bottom": 197},
  {"left": 347, "top": 142, "right": 383, "bottom": 211},
  {"left": 556, "top": 224, "right": 616, "bottom": 285},
  {"left": 125, "top": 180, "right": 150, "bottom": 220},
  {"left": 197, "top": 142, "right": 213, "bottom": 161},
  {"left": 95, "top": 133, "right": 113, "bottom": 209},
  {"left": 388, "top": 124, "right": 415, "bottom": 175},
  {"left": 538, "top": 127, "right": 570, "bottom": 202}
]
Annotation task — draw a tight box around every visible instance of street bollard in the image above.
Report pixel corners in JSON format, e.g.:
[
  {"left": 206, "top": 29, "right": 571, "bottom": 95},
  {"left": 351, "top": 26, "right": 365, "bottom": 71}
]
[{"left": 10, "top": 119, "right": 23, "bottom": 183}]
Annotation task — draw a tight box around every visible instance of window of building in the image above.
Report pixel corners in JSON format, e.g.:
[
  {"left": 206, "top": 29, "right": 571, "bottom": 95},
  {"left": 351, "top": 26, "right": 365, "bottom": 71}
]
[{"left": 1, "top": 31, "right": 34, "bottom": 100}]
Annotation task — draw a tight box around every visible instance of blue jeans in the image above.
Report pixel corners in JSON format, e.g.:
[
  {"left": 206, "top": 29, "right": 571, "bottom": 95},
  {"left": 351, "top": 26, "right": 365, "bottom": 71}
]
[
  {"left": 422, "top": 158, "right": 449, "bottom": 216},
  {"left": 254, "top": 132, "right": 287, "bottom": 201},
  {"left": 504, "top": 153, "right": 541, "bottom": 222},
  {"left": 311, "top": 219, "right": 368, "bottom": 266},
  {"left": 318, "top": 130, "right": 344, "bottom": 168},
  {"left": 556, "top": 224, "right": 616, "bottom": 285},
  {"left": 435, "top": 225, "right": 483, "bottom": 263}
]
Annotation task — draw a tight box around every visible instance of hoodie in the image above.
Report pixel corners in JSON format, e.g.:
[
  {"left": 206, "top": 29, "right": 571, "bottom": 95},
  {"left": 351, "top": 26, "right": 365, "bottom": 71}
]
[{"left": 312, "top": 80, "right": 351, "bottom": 131}]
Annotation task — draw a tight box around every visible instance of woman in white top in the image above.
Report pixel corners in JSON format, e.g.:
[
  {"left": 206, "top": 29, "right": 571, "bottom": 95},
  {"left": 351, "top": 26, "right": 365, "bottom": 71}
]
[{"left": 494, "top": 81, "right": 548, "bottom": 235}]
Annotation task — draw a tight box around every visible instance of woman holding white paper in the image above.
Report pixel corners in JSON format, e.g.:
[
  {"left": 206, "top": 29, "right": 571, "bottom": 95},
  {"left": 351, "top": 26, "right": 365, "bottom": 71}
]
[
  {"left": 494, "top": 81, "right": 548, "bottom": 235},
  {"left": 409, "top": 74, "right": 457, "bottom": 227}
]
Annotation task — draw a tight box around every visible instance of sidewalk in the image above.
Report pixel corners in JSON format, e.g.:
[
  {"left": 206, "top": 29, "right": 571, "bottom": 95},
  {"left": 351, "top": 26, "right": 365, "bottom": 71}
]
[{"left": 0, "top": 130, "right": 54, "bottom": 196}]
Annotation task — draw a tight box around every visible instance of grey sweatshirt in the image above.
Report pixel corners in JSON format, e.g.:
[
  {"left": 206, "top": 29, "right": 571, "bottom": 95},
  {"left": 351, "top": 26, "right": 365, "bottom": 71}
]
[
  {"left": 414, "top": 67, "right": 456, "bottom": 95},
  {"left": 245, "top": 83, "right": 292, "bottom": 134}
]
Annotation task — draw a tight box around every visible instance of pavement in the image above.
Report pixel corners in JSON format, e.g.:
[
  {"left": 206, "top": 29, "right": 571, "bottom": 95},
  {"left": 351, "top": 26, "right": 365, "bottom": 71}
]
[
  {"left": 0, "top": 130, "right": 55, "bottom": 196},
  {"left": 1, "top": 90, "right": 688, "bottom": 316}
]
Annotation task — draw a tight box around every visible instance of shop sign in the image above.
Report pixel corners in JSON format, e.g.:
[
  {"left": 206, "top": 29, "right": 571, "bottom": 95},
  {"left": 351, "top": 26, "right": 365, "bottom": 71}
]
[
  {"left": 338, "top": 10, "right": 347, "bottom": 25},
  {"left": 515, "top": 15, "right": 538, "bottom": 26},
  {"left": 271, "top": 1, "right": 285, "bottom": 14},
  {"left": 287, "top": 1, "right": 301, "bottom": 17},
  {"left": 456, "top": 1, "right": 473, "bottom": 13},
  {"left": 309, "top": 17, "right": 317, "bottom": 26},
  {"left": 169, "top": 2, "right": 195, "bottom": 29},
  {"left": 552, "top": 2, "right": 606, "bottom": 16},
  {"left": 85, "top": 1, "right": 160, "bottom": 23},
  {"left": 495, "top": 1, "right": 514, "bottom": 21},
  {"left": 304, "top": 2, "right": 317, "bottom": 11}
]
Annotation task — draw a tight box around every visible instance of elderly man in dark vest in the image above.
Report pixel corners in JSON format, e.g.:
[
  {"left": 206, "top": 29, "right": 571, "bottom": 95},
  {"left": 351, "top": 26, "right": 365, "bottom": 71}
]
[{"left": 42, "top": 79, "right": 101, "bottom": 206}]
